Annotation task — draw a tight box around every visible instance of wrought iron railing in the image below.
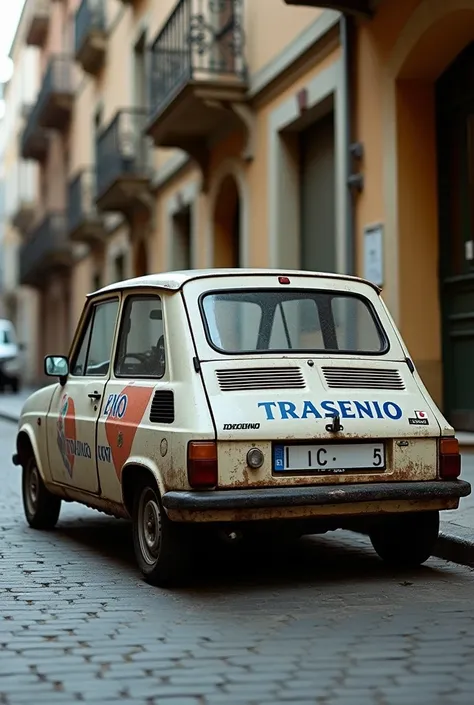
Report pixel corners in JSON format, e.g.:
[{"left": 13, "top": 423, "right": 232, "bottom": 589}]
[
  {"left": 96, "top": 109, "right": 152, "bottom": 198},
  {"left": 20, "top": 104, "right": 47, "bottom": 158},
  {"left": 75, "top": 0, "right": 106, "bottom": 56},
  {"left": 21, "top": 101, "right": 41, "bottom": 149},
  {"left": 149, "top": 0, "right": 246, "bottom": 119},
  {"left": 19, "top": 212, "right": 70, "bottom": 284},
  {"left": 36, "top": 55, "right": 73, "bottom": 115},
  {"left": 20, "top": 55, "right": 72, "bottom": 151},
  {"left": 68, "top": 168, "right": 99, "bottom": 234}
]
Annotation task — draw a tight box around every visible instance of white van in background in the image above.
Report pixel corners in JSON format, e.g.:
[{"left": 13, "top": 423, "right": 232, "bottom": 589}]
[{"left": 0, "top": 319, "right": 23, "bottom": 393}]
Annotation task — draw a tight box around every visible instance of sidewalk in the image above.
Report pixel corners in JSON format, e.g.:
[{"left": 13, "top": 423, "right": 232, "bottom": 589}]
[
  {"left": 1, "top": 388, "right": 474, "bottom": 569},
  {"left": 0, "top": 388, "right": 42, "bottom": 423}
]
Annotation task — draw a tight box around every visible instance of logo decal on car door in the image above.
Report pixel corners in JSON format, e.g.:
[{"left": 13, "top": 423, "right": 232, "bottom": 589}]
[
  {"left": 57, "top": 393, "right": 76, "bottom": 477},
  {"left": 104, "top": 386, "right": 154, "bottom": 479}
]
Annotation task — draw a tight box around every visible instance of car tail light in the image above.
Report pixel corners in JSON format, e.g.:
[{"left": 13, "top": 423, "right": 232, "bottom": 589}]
[
  {"left": 439, "top": 437, "right": 461, "bottom": 479},
  {"left": 187, "top": 441, "right": 218, "bottom": 488}
]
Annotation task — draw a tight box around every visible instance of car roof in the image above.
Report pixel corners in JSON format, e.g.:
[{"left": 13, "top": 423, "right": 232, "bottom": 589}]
[{"left": 89, "top": 268, "right": 381, "bottom": 298}]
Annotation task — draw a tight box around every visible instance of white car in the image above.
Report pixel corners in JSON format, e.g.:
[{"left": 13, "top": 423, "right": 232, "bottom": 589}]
[
  {"left": 0, "top": 318, "right": 23, "bottom": 393},
  {"left": 13, "top": 269, "right": 471, "bottom": 586}
]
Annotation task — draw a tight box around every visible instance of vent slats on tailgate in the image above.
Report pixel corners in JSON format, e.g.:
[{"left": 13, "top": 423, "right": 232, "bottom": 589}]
[
  {"left": 322, "top": 367, "right": 405, "bottom": 390},
  {"left": 149, "top": 390, "right": 175, "bottom": 423},
  {"left": 216, "top": 368, "right": 305, "bottom": 392}
]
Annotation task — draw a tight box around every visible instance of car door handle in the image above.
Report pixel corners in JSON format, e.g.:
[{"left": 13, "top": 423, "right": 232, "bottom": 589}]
[{"left": 88, "top": 392, "right": 101, "bottom": 401}]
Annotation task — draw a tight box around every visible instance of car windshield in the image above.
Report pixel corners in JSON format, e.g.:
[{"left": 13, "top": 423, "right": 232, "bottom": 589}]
[{"left": 201, "top": 289, "right": 387, "bottom": 354}]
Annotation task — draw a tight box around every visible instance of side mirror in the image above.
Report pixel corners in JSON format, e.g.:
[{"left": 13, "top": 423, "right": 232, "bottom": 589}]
[
  {"left": 149, "top": 309, "right": 162, "bottom": 321},
  {"left": 18, "top": 342, "right": 26, "bottom": 352},
  {"left": 44, "top": 355, "right": 69, "bottom": 380}
]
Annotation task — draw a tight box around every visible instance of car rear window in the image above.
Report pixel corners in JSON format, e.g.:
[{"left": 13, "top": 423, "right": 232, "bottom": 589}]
[{"left": 200, "top": 289, "right": 388, "bottom": 355}]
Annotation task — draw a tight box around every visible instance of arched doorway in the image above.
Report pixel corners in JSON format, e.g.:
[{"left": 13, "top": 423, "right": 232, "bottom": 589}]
[
  {"left": 134, "top": 238, "right": 148, "bottom": 277},
  {"left": 213, "top": 174, "right": 240, "bottom": 268}
]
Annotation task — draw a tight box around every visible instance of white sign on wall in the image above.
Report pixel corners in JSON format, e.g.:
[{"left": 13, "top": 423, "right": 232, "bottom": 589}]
[{"left": 363, "top": 223, "right": 384, "bottom": 288}]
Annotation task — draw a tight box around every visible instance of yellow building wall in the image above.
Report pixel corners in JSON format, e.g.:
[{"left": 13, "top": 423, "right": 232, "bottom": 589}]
[{"left": 354, "top": 0, "right": 474, "bottom": 408}]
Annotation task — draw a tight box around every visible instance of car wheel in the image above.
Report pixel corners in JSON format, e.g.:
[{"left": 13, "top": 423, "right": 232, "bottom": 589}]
[
  {"left": 22, "top": 454, "right": 61, "bottom": 530},
  {"left": 369, "top": 511, "right": 440, "bottom": 567},
  {"left": 132, "top": 478, "right": 189, "bottom": 587}
]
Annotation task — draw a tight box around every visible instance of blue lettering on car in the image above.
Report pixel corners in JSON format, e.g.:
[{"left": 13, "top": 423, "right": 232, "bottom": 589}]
[
  {"left": 338, "top": 401, "right": 355, "bottom": 418},
  {"left": 301, "top": 401, "right": 322, "bottom": 419},
  {"left": 97, "top": 445, "right": 112, "bottom": 463},
  {"left": 278, "top": 401, "right": 299, "bottom": 419},
  {"left": 257, "top": 401, "right": 278, "bottom": 420},
  {"left": 65, "top": 438, "right": 92, "bottom": 459},
  {"left": 103, "top": 393, "right": 128, "bottom": 419},
  {"left": 320, "top": 400, "right": 339, "bottom": 417},
  {"left": 258, "top": 400, "right": 403, "bottom": 421}
]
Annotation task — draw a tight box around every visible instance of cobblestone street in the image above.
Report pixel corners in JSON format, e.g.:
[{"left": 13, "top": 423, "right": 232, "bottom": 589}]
[{"left": 1, "top": 419, "right": 474, "bottom": 705}]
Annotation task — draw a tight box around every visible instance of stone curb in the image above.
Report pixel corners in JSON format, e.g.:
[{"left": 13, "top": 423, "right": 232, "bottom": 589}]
[
  {"left": 433, "top": 521, "right": 474, "bottom": 568},
  {"left": 0, "top": 411, "right": 20, "bottom": 425}
]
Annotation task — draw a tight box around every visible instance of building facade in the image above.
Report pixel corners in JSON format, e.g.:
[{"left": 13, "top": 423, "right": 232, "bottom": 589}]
[
  {"left": 2, "top": 10, "right": 41, "bottom": 385},
  {"left": 5, "top": 0, "right": 472, "bottom": 432},
  {"left": 6, "top": 0, "right": 346, "bottom": 387}
]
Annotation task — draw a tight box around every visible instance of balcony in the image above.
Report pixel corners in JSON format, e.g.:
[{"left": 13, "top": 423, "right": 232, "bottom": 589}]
[
  {"left": 68, "top": 168, "right": 105, "bottom": 244},
  {"left": 96, "top": 109, "right": 152, "bottom": 215},
  {"left": 11, "top": 162, "right": 37, "bottom": 233},
  {"left": 25, "top": 0, "right": 51, "bottom": 47},
  {"left": 283, "top": 0, "right": 373, "bottom": 15},
  {"left": 20, "top": 104, "right": 49, "bottom": 162},
  {"left": 147, "top": 0, "right": 248, "bottom": 154},
  {"left": 75, "top": 0, "right": 106, "bottom": 76},
  {"left": 34, "top": 55, "right": 74, "bottom": 130},
  {"left": 19, "top": 56, "right": 73, "bottom": 159},
  {"left": 19, "top": 212, "right": 72, "bottom": 288}
]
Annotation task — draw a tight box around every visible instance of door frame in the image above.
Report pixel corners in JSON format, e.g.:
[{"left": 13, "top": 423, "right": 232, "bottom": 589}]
[
  {"left": 46, "top": 293, "right": 123, "bottom": 493},
  {"left": 436, "top": 42, "right": 474, "bottom": 430}
]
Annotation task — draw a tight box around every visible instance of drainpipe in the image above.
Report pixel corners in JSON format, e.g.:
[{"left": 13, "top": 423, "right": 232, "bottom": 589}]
[{"left": 339, "top": 14, "right": 356, "bottom": 276}]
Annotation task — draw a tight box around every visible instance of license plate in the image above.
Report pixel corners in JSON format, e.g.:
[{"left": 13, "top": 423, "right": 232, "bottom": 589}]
[{"left": 273, "top": 443, "right": 385, "bottom": 474}]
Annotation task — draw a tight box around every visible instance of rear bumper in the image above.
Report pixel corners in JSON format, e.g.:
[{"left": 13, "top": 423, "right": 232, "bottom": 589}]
[{"left": 162, "top": 480, "right": 471, "bottom": 512}]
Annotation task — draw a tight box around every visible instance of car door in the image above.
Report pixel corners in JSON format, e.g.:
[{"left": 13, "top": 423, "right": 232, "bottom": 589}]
[
  {"left": 46, "top": 297, "right": 120, "bottom": 493},
  {"left": 97, "top": 293, "right": 169, "bottom": 504}
]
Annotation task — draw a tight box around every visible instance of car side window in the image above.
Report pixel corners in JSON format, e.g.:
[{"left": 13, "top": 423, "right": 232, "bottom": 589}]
[
  {"left": 115, "top": 296, "right": 166, "bottom": 378},
  {"left": 71, "top": 316, "right": 93, "bottom": 376},
  {"left": 71, "top": 299, "right": 119, "bottom": 377}
]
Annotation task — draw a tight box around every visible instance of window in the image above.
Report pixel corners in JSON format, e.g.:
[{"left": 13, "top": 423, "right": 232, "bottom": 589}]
[
  {"left": 115, "top": 254, "right": 125, "bottom": 282},
  {"left": 92, "top": 272, "right": 101, "bottom": 292},
  {"left": 171, "top": 206, "right": 191, "bottom": 270},
  {"left": 71, "top": 299, "right": 119, "bottom": 376},
  {"left": 201, "top": 290, "right": 387, "bottom": 355},
  {"left": 115, "top": 296, "right": 165, "bottom": 378}
]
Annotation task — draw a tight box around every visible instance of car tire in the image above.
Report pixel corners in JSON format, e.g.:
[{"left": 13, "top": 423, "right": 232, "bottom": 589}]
[
  {"left": 369, "top": 511, "right": 440, "bottom": 567},
  {"left": 132, "top": 478, "right": 189, "bottom": 587},
  {"left": 22, "top": 454, "right": 61, "bottom": 530}
]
